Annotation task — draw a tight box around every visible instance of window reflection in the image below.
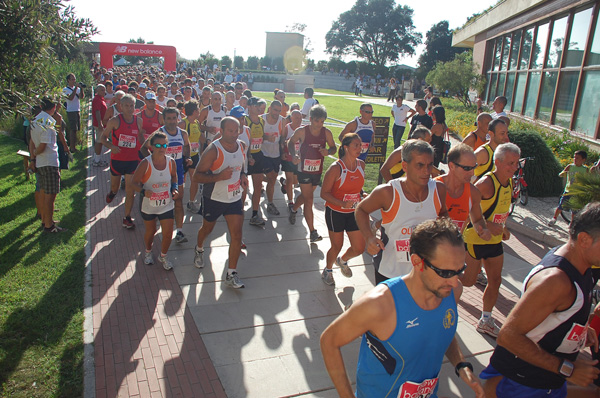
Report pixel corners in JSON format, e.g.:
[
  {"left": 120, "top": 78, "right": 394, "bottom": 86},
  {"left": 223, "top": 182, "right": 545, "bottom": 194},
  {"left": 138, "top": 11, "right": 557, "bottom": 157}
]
[
  {"left": 554, "top": 72, "right": 579, "bottom": 128},
  {"left": 510, "top": 31, "right": 522, "bottom": 70},
  {"left": 505, "top": 73, "right": 516, "bottom": 108},
  {"left": 487, "top": 73, "right": 498, "bottom": 102},
  {"left": 532, "top": 23, "right": 549, "bottom": 69},
  {"left": 524, "top": 71, "right": 541, "bottom": 118},
  {"left": 501, "top": 36, "right": 511, "bottom": 70},
  {"left": 520, "top": 28, "right": 534, "bottom": 69},
  {"left": 513, "top": 73, "right": 527, "bottom": 113},
  {"left": 587, "top": 11, "right": 600, "bottom": 65},
  {"left": 565, "top": 8, "right": 592, "bottom": 67},
  {"left": 574, "top": 72, "right": 600, "bottom": 137},
  {"left": 546, "top": 16, "right": 568, "bottom": 68},
  {"left": 497, "top": 73, "right": 506, "bottom": 97},
  {"left": 538, "top": 71, "right": 558, "bottom": 122}
]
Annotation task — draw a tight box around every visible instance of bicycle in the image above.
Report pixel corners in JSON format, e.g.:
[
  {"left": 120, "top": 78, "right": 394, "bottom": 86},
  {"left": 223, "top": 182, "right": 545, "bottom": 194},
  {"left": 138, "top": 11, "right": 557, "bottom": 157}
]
[{"left": 509, "top": 157, "right": 534, "bottom": 215}]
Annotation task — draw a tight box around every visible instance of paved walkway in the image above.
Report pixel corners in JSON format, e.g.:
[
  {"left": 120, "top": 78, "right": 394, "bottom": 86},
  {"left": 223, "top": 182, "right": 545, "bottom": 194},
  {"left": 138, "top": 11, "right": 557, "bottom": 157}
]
[{"left": 86, "top": 145, "right": 558, "bottom": 397}]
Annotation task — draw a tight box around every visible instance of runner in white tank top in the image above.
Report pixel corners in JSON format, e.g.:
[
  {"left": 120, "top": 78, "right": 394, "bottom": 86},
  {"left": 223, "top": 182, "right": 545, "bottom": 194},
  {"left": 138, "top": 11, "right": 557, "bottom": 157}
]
[
  {"left": 199, "top": 92, "right": 225, "bottom": 146},
  {"left": 261, "top": 100, "right": 285, "bottom": 216}
]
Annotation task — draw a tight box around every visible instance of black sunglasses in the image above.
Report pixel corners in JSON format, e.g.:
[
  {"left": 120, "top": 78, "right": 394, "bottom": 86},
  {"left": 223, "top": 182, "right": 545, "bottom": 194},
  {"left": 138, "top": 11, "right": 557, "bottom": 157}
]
[
  {"left": 452, "top": 161, "right": 477, "bottom": 172},
  {"left": 363, "top": 110, "right": 374, "bottom": 114},
  {"left": 153, "top": 143, "right": 168, "bottom": 148},
  {"left": 421, "top": 256, "right": 467, "bottom": 278}
]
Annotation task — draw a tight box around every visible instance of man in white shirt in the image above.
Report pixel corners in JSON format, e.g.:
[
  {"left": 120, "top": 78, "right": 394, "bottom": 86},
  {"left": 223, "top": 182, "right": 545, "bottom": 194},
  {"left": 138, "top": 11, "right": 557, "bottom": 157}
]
[
  {"left": 490, "top": 96, "right": 508, "bottom": 120},
  {"left": 62, "top": 73, "right": 85, "bottom": 152},
  {"left": 391, "top": 95, "right": 416, "bottom": 149},
  {"left": 300, "top": 87, "right": 318, "bottom": 119}
]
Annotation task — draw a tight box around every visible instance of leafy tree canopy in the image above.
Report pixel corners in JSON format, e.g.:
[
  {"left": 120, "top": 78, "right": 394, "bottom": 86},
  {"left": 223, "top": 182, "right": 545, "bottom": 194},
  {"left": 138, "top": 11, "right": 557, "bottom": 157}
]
[
  {"left": 417, "top": 21, "right": 466, "bottom": 79},
  {"left": 426, "top": 51, "right": 485, "bottom": 107},
  {"left": 325, "top": 0, "right": 421, "bottom": 67}
]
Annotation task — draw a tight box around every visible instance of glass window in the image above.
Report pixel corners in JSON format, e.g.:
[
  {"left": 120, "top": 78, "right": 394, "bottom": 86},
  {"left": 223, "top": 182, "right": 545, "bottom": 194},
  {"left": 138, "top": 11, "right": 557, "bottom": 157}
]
[
  {"left": 493, "top": 38, "right": 502, "bottom": 70},
  {"left": 574, "top": 71, "right": 600, "bottom": 137},
  {"left": 520, "top": 28, "right": 534, "bottom": 69},
  {"left": 546, "top": 16, "right": 568, "bottom": 68},
  {"left": 554, "top": 72, "right": 579, "bottom": 128},
  {"left": 509, "top": 30, "right": 522, "bottom": 70},
  {"left": 532, "top": 23, "right": 549, "bottom": 69},
  {"left": 565, "top": 8, "right": 593, "bottom": 67},
  {"left": 487, "top": 73, "right": 498, "bottom": 102},
  {"left": 501, "top": 35, "right": 511, "bottom": 70},
  {"left": 513, "top": 73, "right": 527, "bottom": 113},
  {"left": 497, "top": 73, "right": 506, "bottom": 97},
  {"left": 524, "top": 72, "right": 541, "bottom": 118},
  {"left": 505, "top": 73, "right": 516, "bottom": 108},
  {"left": 538, "top": 71, "right": 558, "bottom": 122},
  {"left": 587, "top": 9, "right": 600, "bottom": 65}
]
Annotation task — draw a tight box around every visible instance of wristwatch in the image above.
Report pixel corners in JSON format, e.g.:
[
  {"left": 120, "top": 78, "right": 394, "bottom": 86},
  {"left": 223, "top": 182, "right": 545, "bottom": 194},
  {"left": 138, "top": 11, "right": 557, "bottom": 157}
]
[
  {"left": 558, "top": 359, "right": 574, "bottom": 378},
  {"left": 455, "top": 362, "right": 473, "bottom": 377}
]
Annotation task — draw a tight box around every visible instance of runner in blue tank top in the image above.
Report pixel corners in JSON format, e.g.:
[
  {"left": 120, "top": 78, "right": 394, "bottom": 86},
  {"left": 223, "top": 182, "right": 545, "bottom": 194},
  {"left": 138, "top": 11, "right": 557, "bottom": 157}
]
[
  {"left": 321, "top": 218, "right": 484, "bottom": 398},
  {"left": 339, "top": 103, "right": 376, "bottom": 162}
]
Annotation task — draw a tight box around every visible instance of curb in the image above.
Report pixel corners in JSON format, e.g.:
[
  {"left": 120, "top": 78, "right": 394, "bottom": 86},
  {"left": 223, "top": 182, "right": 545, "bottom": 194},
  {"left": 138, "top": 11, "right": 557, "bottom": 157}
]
[{"left": 506, "top": 218, "right": 565, "bottom": 247}]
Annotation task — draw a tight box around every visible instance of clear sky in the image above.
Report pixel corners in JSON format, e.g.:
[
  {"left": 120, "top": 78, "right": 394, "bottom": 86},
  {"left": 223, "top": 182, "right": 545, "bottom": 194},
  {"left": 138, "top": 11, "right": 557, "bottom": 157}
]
[{"left": 68, "top": 0, "right": 497, "bottom": 67}]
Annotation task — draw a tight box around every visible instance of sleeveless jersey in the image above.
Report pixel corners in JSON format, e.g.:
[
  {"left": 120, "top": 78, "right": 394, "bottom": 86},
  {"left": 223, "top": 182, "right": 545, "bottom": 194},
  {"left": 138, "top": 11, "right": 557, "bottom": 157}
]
[
  {"left": 140, "top": 155, "right": 175, "bottom": 215},
  {"left": 389, "top": 162, "right": 404, "bottom": 178},
  {"left": 375, "top": 179, "right": 442, "bottom": 278},
  {"left": 463, "top": 172, "right": 512, "bottom": 245},
  {"left": 354, "top": 117, "right": 375, "bottom": 161},
  {"left": 111, "top": 114, "right": 141, "bottom": 161},
  {"left": 238, "top": 125, "right": 250, "bottom": 151},
  {"left": 326, "top": 159, "right": 365, "bottom": 213},
  {"left": 205, "top": 105, "right": 226, "bottom": 143},
  {"left": 282, "top": 124, "right": 301, "bottom": 161},
  {"left": 140, "top": 109, "right": 161, "bottom": 140},
  {"left": 161, "top": 126, "right": 185, "bottom": 171},
  {"left": 474, "top": 144, "right": 495, "bottom": 180},
  {"left": 466, "top": 131, "right": 486, "bottom": 150},
  {"left": 490, "top": 248, "right": 593, "bottom": 389},
  {"left": 245, "top": 116, "right": 265, "bottom": 154},
  {"left": 202, "top": 139, "right": 246, "bottom": 203},
  {"left": 300, "top": 126, "right": 327, "bottom": 174},
  {"left": 356, "top": 277, "right": 457, "bottom": 398},
  {"left": 183, "top": 118, "right": 202, "bottom": 155},
  {"left": 435, "top": 176, "right": 472, "bottom": 231},
  {"left": 261, "top": 114, "right": 284, "bottom": 158}
]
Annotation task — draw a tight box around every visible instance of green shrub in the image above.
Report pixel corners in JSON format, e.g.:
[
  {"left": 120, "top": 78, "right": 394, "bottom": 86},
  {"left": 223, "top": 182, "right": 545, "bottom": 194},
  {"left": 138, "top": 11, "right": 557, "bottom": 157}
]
[
  {"left": 538, "top": 130, "right": 600, "bottom": 167},
  {"left": 567, "top": 172, "right": 600, "bottom": 211},
  {"left": 509, "top": 128, "right": 564, "bottom": 197}
]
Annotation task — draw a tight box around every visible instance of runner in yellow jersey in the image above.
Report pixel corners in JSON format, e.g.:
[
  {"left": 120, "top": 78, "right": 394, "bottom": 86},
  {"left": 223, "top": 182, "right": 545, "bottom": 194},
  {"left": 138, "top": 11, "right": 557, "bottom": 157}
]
[
  {"left": 473, "top": 119, "right": 510, "bottom": 180},
  {"left": 179, "top": 100, "right": 205, "bottom": 213}
]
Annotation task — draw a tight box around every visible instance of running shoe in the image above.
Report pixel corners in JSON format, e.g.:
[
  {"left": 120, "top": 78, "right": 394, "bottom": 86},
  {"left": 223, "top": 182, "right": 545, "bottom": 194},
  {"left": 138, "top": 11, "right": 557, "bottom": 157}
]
[
  {"left": 310, "top": 230, "right": 323, "bottom": 243},
  {"left": 175, "top": 231, "right": 188, "bottom": 243},
  {"left": 280, "top": 177, "right": 287, "bottom": 194},
  {"left": 143, "top": 251, "right": 154, "bottom": 265},
  {"left": 288, "top": 208, "right": 297, "bottom": 225},
  {"left": 158, "top": 255, "right": 173, "bottom": 271},
  {"left": 267, "top": 203, "right": 280, "bottom": 215},
  {"left": 249, "top": 214, "right": 266, "bottom": 226},
  {"left": 548, "top": 218, "right": 557, "bottom": 226},
  {"left": 44, "top": 224, "right": 67, "bottom": 233},
  {"left": 120, "top": 176, "right": 126, "bottom": 190},
  {"left": 194, "top": 247, "right": 204, "bottom": 269},
  {"left": 336, "top": 257, "right": 352, "bottom": 278},
  {"left": 241, "top": 241, "right": 247, "bottom": 250},
  {"left": 122, "top": 216, "right": 135, "bottom": 229},
  {"left": 476, "top": 318, "right": 500, "bottom": 338},
  {"left": 226, "top": 272, "right": 245, "bottom": 288},
  {"left": 321, "top": 269, "right": 335, "bottom": 286},
  {"left": 187, "top": 201, "right": 200, "bottom": 213},
  {"left": 476, "top": 271, "right": 488, "bottom": 286},
  {"left": 106, "top": 191, "right": 117, "bottom": 203}
]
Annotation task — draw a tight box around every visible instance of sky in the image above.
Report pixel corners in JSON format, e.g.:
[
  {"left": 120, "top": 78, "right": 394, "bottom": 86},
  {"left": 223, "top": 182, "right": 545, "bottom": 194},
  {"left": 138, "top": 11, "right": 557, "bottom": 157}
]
[{"left": 68, "top": 0, "right": 497, "bottom": 68}]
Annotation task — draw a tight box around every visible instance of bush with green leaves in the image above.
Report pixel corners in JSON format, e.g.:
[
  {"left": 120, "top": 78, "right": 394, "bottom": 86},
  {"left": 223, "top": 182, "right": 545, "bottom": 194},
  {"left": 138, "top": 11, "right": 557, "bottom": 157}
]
[{"left": 567, "top": 172, "right": 600, "bottom": 211}]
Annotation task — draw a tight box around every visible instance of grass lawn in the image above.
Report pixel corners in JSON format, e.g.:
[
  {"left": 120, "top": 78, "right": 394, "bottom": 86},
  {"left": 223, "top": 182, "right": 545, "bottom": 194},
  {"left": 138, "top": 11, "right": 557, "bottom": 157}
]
[{"left": 0, "top": 134, "right": 86, "bottom": 397}]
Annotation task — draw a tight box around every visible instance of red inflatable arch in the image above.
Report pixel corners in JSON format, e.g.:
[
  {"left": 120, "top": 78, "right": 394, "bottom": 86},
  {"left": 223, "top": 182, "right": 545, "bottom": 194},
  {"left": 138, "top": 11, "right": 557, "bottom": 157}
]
[{"left": 99, "top": 42, "right": 177, "bottom": 71}]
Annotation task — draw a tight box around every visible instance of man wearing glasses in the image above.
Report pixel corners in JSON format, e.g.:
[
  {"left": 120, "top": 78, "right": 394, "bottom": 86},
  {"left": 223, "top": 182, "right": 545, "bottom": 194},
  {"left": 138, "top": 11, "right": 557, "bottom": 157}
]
[
  {"left": 338, "top": 103, "right": 376, "bottom": 162},
  {"left": 321, "top": 217, "right": 484, "bottom": 398}
]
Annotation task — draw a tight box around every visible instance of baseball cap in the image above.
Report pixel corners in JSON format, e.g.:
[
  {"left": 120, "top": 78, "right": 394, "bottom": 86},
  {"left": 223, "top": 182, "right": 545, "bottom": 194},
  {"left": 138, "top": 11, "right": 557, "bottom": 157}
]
[
  {"left": 145, "top": 92, "right": 157, "bottom": 100},
  {"left": 192, "top": 77, "right": 197, "bottom": 82},
  {"left": 229, "top": 106, "right": 247, "bottom": 118},
  {"left": 139, "top": 82, "right": 147, "bottom": 89}
]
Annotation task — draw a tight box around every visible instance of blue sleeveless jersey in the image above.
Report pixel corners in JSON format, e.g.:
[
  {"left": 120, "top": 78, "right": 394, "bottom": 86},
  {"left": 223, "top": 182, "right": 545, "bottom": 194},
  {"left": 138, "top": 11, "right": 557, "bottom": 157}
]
[
  {"left": 356, "top": 277, "right": 457, "bottom": 398},
  {"left": 354, "top": 117, "right": 374, "bottom": 161}
]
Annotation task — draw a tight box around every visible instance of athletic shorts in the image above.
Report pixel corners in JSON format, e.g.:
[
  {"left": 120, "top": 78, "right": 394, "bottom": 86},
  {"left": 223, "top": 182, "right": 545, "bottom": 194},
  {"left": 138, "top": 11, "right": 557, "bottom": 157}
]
[
  {"left": 66, "top": 111, "right": 80, "bottom": 132},
  {"left": 248, "top": 151, "right": 264, "bottom": 175},
  {"left": 141, "top": 209, "right": 174, "bottom": 221},
  {"left": 202, "top": 196, "right": 243, "bottom": 222},
  {"left": 37, "top": 166, "right": 60, "bottom": 194},
  {"left": 557, "top": 194, "right": 572, "bottom": 210},
  {"left": 263, "top": 156, "right": 281, "bottom": 174},
  {"left": 110, "top": 159, "right": 139, "bottom": 176},
  {"left": 325, "top": 207, "right": 359, "bottom": 233},
  {"left": 480, "top": 364, "right": 567, "bottom": 398},
  {"left": 281, "top": 159, "right": 298, "bottom": 173},
  {"left": 190, "top": 154, "right": 199, "bottom": 169},
  {"left": 297, "top": 171, "right": 321, "bottom": 186},
  {"left": 466, "top": 242, "right": 503, "bottom": 260}
]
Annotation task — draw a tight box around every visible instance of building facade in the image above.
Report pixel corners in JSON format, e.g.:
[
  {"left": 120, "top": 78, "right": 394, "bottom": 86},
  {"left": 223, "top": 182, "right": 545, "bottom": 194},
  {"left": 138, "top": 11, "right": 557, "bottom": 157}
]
[{"left": 453, "top": 0, "right": 600, "bottom": 142}]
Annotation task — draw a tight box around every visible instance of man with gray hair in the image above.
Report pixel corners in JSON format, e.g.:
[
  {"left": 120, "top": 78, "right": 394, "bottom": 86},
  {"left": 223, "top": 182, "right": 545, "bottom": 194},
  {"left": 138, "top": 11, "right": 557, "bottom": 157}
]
[
  {"left": 356, "top": 139, "right": 448, "bottom": 283},
  {"left": 463, "top": 142, "right": 521, "bottom": 338}
]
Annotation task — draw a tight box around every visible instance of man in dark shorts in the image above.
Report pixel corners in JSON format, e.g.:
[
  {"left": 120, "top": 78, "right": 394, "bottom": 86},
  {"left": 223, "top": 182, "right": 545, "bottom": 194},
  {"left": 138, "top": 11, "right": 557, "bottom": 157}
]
[{"left": 62, "top": 73, "right": 85, "bottom": 152}]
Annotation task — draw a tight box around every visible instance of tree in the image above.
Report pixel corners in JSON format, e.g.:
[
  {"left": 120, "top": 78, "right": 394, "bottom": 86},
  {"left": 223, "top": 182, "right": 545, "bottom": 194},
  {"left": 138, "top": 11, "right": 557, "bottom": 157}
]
[
  {"left": 221, "top": 55, "right": 232, "bottom": 69},
  {"left": 260, "top": 56, "right": 272, "bottom": 70},
  {"left": 286, "top": 22, "right": 313, "bottom": 55},
  {"left": 234, "top": 56, "right": 244, "bottom": 69},
  {"left": 247, "top": 56, "right": 259, "bottom": 70},
  {"left": 417, "top": 21, "right": 467, "bottom": 79},
  {"left": 426, "top": 52, "right": 485, "bottom": 107},
  {"left": 325, "top": 0, "right": 421, "bottom": 68}
]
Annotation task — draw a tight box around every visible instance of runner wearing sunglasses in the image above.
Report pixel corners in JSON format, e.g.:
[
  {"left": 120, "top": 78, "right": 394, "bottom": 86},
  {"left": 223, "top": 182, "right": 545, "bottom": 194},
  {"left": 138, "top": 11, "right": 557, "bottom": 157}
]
[
  {"left": 338, "top": 103, "right": 376, "bottom": 162},
  {"left": 321, "top": 217, "right": 484, "bottom": 398}
]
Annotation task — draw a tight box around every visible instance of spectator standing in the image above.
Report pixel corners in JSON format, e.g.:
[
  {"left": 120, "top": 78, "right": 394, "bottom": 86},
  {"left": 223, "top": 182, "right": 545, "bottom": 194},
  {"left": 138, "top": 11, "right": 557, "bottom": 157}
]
[
  {"left": 62, "top": 73, "right": 85, "bottom": 152},
  {"left": 390, "top": 95, "right": 415, "bottom": 149},
  {"left": 387, "top": 77, "right": 397, "bottom": 102},
  {"left": 92, "top": 84, "right": 108, "bottom": 167}
]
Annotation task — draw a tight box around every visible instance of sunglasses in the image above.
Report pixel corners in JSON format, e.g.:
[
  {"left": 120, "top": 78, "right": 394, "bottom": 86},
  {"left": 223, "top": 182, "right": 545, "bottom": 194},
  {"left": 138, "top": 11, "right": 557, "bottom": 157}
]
[
  {"left": 452, "top": 161, "right": 477, "bottom": 171},
  {"left": 363, "top": 110, "right": 374, "bottom": 114},
  {"left": 153, "top": 143, "right": 168, "bottom": 148},
  {"left": 421, "top": 256, "right": 467, "bottom": 278}
]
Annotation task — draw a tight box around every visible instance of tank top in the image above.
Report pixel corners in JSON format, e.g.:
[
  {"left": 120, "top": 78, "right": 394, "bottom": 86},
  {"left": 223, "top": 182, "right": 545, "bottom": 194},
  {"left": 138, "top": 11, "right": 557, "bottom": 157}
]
[
  {"left": 300, "top": 125, "right": 327, "bottom": 174},
  {"left": 389, "top": 162, "right": 404, "bottom": 178},
  {"left": 161, "top": 126, "right": 185, "bottom": 169},
  {"left": 474, "top": 144, "right": 495, "bottom": 180},
  {"left": 140, "top": 155, "right": 175, "bottom": 215},
  {"left": 282, "top": 124, "right": 301, "bottom": 161},
  {"left": 202, "top": 139, "right": 246, "bottom": 203},
  {"left": 111, "top": 114, "right": 141, "bottom": 161},
  {"left": 238, "top": 125, "right": 250, "bottom": 150},
  {"left": 466, "top": 131, "right": 486, "bottom": 150},
  {"left": 261, "top": 114, "right": 284, "bottom": 158},
  {"left": 463, "top": 172, "right": 512, "bottom": 245},
  {"left": 326, "top": 159, "right": 365, "bottom": 213},
  {"left": 356, "top": 277, "right": 457, "bottom": 398},
  {"left": 354, "top": 117, "right": 374, "bottom": 161},
  {"left": 184, "top": 118, "right": 202, "bottom": 155},
  {"left": 205, "top": 105, "right": 226, "bottom": 144},
  {"left": 490, "top": 247, "right": 593, "bottom": 389},
  {"left": 140, "top": 109, "right": 161, "bottom": 141},
  {"left": 434, "top": 176, "right": 472, "bottom": 231},
  {"left": 375, "top": 179, "right": 442, "bottom": 278},
  {"left": 245, "top": 116, "right": 265, "bottom": 154}
]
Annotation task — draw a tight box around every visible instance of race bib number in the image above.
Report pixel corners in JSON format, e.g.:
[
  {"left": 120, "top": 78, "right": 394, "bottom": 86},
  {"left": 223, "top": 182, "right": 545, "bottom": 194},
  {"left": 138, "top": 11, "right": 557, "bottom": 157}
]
[
  {"left": 361, "top": 142, "right": 370, "bottom": 153},
  {"left": 152, "top": 123, "right": 159, "bottom": 128},
  {"left": 190, "top": 142, "right": 200, "bottom": 152},
  {"left": 397, "top": 377, "right": 438, "bottom": 398},
  {"left": 556, "top": 323, "right": 587, "bottom": 354},
  {"left": 303, "top": 158, "right": 321, "bottom": 172},
  {"left": 250, "top": 137, "right": 263, "bottom": 151},
  {"left": 118, "top": 134, "right": 136, "bottom": 148},
  {"left": 149, "top": 190, "right": 170, "bottom": 207},
  {"left": 166, "top": 145, "right": 183, "bottom": 159},
  {"left": 395, "top": 239, "right": 410, "bottom": 262},
  {"left": 228, "top": 180, "right": 241, "bottom": 199},
  {"left": 343, "top": 193, "right": 360, "bottom": 208},
  {"left": 492, "top": 212, "right": 509, "bottom": 225}
]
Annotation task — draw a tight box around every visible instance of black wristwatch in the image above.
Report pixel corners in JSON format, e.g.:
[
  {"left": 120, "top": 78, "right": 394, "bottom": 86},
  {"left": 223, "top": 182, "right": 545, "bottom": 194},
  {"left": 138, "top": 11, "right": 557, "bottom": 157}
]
[
  {"left": 558, "top": 359, "right": 574, "bottom": 378},
  {"left": 455, "top": 362, "right": 473, "bottom": 377}
]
